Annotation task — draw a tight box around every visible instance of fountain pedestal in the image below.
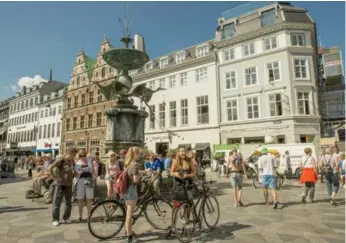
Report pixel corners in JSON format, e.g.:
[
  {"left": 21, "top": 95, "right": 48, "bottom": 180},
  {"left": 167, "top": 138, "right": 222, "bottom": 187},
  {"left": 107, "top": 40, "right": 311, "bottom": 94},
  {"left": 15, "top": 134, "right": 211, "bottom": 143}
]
[{"left": 103, "top": 104, "right": 148, "bottom": 153}]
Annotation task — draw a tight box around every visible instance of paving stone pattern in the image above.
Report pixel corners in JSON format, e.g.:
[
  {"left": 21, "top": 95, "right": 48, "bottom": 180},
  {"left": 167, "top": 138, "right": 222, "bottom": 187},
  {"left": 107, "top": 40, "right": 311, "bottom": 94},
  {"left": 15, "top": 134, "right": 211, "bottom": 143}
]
[{"left": 0, "top": 171, "right": 344, "bottom": 243}]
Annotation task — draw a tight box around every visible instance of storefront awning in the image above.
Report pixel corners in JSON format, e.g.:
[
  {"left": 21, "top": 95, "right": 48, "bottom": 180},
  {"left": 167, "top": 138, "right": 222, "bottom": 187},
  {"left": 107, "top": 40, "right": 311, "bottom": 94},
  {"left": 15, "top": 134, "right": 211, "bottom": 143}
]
[
  {"left": 193, "top": 143, "right": 210, "bottom": 151},
  {"left": 32, "top": 148, "right": 58, "bottom": 153},
  {"left": 176, "top": 144, "right": 191, "bottom": 150}
]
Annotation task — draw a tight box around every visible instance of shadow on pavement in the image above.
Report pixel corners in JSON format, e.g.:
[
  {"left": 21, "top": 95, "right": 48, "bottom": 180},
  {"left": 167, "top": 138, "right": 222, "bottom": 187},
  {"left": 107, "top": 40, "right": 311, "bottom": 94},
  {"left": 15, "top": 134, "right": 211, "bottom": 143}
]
[
  {"left": 280, "top": 184, "right": 302, "bottom": 190},
  {"left": 0, "top": 197, "right": 8, "bottom": 200},
  {"left": 245, "top": 202, "right": 268, "bottom": 207},
  {"left": 0, "top": 206, "right": 48, "bottom": 214},
  {"left": 0, "top": 176, "right": 31, "bottom": 185}
]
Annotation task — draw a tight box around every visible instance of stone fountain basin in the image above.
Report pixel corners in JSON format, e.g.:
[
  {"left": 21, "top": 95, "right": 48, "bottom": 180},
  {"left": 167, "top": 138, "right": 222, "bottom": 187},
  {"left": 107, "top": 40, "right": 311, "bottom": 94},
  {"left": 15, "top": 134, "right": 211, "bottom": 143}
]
[{"left": 103, "top": 48, "right": 149, "bottom": 70}]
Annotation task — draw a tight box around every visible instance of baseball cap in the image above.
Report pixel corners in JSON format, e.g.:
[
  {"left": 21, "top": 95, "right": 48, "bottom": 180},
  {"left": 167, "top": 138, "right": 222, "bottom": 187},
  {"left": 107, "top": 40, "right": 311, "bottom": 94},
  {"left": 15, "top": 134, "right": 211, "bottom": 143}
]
[{"left": 261, "top": 147, "right": 268, "bottom": 154}]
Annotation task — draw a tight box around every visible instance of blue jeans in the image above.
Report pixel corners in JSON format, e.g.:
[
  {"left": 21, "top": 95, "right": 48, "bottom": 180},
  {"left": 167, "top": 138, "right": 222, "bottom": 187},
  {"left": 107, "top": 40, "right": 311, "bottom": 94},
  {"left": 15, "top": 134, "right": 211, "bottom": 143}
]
[
  {"left": 262, "top": 175, "right": 276, "bottom": 189},
  {"left": 326, "top": 173, "right": 339, "bottom": 198}
]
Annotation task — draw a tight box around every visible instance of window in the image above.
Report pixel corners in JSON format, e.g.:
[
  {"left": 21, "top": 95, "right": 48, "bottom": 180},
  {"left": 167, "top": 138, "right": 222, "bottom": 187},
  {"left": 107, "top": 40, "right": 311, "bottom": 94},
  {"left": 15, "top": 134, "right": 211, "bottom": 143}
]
[
  {"left": 38, "top": 126, "right": 42, "bottom": 139},
  {"left": 145, "top": 63, "right": 153, "bottom": 72},
  {"left": 260, "top": 8, "right": 276, "bottom": 27},
  {"left": 196, "top": 45, "right": 209, "bottom": 58},
  {"left": 52, "top": 107, "right": 56, "bottom": 116},
  {"left": 222, "top": 23, "right": 236, "bottom": 39},
  {"left": 47, "top": 124, "right": 51, "bottom": 138},
  {"left": 89, "top": 91, "right": 94, "bottom": 104},
  {"left": 291, "top": 33, "right": 305, "bottom": 47},
  {"left": 97, "top": 90, "right": 103, "bottom": 102},
  {"left": 169, "top": 101, "right": 176, "bottom": 127},
  {"left": 74, "top": 95, "right": 78, "bottom": 107},
  {"left": 294, "top": 60, "right": 308, "bottom": 79},
  {"left": 160, "top": 58, "right": 169, "bottom": 69},
  {"left": 224, "top": 48, "right": 235, "bottom": 61},
  {"left": 245, "top": 66, "right": 257, "bottom": 86},
  {"left": 58, "top": 105, "right": 62, "bottom": 114},
  {"left": 176, "top": 52, "right": 185, "bottom": 64},
  {"left": 196, "top": 96, "right": 209, "bottom": 124},
  {"left": 225, "top": 71, "right": 236, "bottom": 89},
  {"left": 43, "top": 125, "right": 47, "bottom": 138},
  {"left": 40, "top": 110, "right": 44, "bottom": 118},
  {"left": 67, "top": 98, "right": 71, "bottom": 109},
  {"left": 73, "top": 117, "right": 77, "bottom": 129},
  {"left": 149, "top": 105, "right": 155, "bottom": 129},
  {"left": 181, "top": 99, "right": 188, "bottom": 125},
  {"left": 267, "top": 61, "right": 280, "bottom": 81},
  {"left": 159, "top": 103, "right": 166, "bottom": 128},
  {"left": 243, "top": 42, "right": 255, "bottom": 56},
  {"left": 81, "top": 94, "right": 86, "bottom": 106},
  {"left": 49, "top": 108, "right": 52, "bottom": 116},
  {"left": 52, "top": 124, "right": 55, "bottom": 137},
  {"left": 88, "top": 114, "right": 93, "bottom": 127},
  {"left": 169, "top": 75, "right": 176, "bottom": 88},
  {"left": 45, "top": 109, "right": 48, "bottom": 117},
  {"left": 246, "top": 96, "right": 259, "bottom": 119},
  {"left": 196, "top": 67, "right": 207, "bottom": 82},
  {"left": 25, "top": 100, "right": 28, "bottom": 109},
  {"left": 159, "top": 78, "right": 165, "bottom": 88},
  {"left": 269, "top": 93, "right": 283, "bottom": 117},
  {"left": 80, "top": 115, "right": 85, "bottom": 128},
  {"left": 263, "top": 36, "right": 277, "bottom": 50},
  {"left": 148, "top": 81, "right": 155, "bottom": 90},
  {"left": 30, "top": 99, "right": 33, "bottom": 107},
  {"left": 77, "top": 76, "right": 80, "bottom": 86},
  {"left": 56, "top": 122, "right": 61, "bottom": 137},
  {"left": 180, "top": 72, "right": 187, "bottom": 86},
  {"left": 297, "top": 92, "right": 310, "bottom": 115},
  {"left": 101, "top": 67, "right": 106, "bottom": 77},
  {"left": 96, "top": 112, "right": 102, "bottom": 126},
  {"left": 226, "top": 99, "right": 238, "bottom": 121}
]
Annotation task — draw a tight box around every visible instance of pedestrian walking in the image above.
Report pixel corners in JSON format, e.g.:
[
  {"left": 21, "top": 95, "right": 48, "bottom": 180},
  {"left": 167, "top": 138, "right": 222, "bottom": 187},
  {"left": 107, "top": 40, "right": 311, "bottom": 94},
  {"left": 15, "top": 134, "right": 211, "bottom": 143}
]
[
  {"left": 299, "top": 148, "right": 318, "bottom": 203},
  {"left": 338, "top": 153, "right": 345, "bottom": 188},
  {"left": 258, "top": 147, "right": 279, "bottom": 209},
  {"left": 49, "top": 148, "right": 78, "bottom": 226}
]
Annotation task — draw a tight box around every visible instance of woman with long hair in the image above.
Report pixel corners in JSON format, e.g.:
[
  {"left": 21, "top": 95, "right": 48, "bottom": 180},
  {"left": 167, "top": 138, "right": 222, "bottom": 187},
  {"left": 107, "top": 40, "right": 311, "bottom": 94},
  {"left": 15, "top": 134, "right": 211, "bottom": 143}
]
[
  {"left": 74, "top": 149, "right": 97, "bottom": 222},
  {"left": 299, "top": 148, "right": 318, "bottom": 203},
  {"left": 123, "top": 146, "right": 143, "bottom": 243},
  {"left": 105, "top": 151, "right": 120, "bottom": 198}
]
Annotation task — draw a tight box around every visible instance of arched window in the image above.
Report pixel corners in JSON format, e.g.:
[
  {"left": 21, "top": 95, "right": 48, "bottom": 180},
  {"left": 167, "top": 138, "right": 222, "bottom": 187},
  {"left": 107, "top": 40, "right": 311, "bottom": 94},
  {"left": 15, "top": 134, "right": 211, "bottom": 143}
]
[
  {"left": 109, "top": 67, "right": 112, "bottom": 73},
  {"left": 21, "top": 101, "right": 24, "bottom": 109},
  {"left": 101, "top": 67, "right": 106, "bottom": 77},
  {"left": 30, "top": 98, "right": 33, "bottom": 107},
  {"left": 35, "top": 97, "right": 38, "bottom": 105},
  {"left": 16, "top": 103, "right": 20, "bottom": 111},
  {"left": 77, "top": 76, "right": 80, "bottom": 86},
  {"left": 25, "top": 100, "right": 29, "bottom": 108},
  {"left": 95, "top": 72, "right": 99, "bottom": 78}
]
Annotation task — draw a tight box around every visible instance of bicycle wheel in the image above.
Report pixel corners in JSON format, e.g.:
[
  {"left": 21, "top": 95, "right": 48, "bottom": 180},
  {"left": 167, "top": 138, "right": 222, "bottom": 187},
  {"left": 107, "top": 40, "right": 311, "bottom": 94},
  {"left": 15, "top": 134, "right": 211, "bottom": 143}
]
[
  {"left": 173, "top": 202, "right": 199, "bottom": 243},
  {"left": 202, "top": 195, "right": 220, "bottom": 229},
  {"left": 253, "top": 174, "right": 259, "bottom": 188},
  {"left": 88, "top": 199, "right": 126, "bottom": 240},
  {"left": 144, "top": 197, "right": 172, "bottom": 230},
  {"left": 276, "top": 177, "right": 281, "bottom": 190}
]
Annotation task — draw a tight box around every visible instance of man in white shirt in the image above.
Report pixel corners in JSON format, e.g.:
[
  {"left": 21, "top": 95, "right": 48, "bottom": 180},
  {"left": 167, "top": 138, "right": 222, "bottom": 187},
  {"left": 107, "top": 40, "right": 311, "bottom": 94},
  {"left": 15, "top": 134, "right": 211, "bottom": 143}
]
[{"left": 258, "top": 147, "right": 279, "bottom": 209}]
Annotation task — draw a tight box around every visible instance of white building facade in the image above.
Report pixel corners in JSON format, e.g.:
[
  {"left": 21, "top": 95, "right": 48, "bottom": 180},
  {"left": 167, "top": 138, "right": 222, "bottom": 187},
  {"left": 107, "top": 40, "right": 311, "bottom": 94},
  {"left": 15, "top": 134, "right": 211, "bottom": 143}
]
[
  {"left": 36, "top": 87, "right": 65, "bottom": 156},
  {"left": 215, "top": 2, "right": 321, "bottom": 144},
  {"left": 132, "top": 41, "right": 220, "bottom": 158}
]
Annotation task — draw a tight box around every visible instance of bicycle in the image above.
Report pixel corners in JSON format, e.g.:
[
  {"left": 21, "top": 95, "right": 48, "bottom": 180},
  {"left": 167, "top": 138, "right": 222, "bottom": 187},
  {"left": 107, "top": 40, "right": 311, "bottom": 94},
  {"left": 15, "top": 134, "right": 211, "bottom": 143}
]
[
  {"left": 87, "top": 175, "right": 172, "bottom": 240},
  {"left": 172, "top": 178, "right": 220, "bottom": 243}
]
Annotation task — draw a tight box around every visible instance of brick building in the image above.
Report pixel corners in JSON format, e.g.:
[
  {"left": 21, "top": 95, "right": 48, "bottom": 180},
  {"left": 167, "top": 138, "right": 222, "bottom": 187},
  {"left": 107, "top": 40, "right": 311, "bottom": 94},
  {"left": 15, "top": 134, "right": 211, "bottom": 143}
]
[{"left": 61, "top": 36, "right": 117, "bottom": 155}]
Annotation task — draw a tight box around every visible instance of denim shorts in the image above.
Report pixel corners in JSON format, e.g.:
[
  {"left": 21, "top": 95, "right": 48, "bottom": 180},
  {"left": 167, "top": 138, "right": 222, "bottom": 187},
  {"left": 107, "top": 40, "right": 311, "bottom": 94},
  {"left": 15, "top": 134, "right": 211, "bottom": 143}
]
[
  {"left": 122, "top": 184, "right": 138, "bottom": 201},
  {"left": 262, "top": 175, "right": 276, "bottom": 189},
  {"left": 230, "top": 172, "right": 243, "bottom": 188}
]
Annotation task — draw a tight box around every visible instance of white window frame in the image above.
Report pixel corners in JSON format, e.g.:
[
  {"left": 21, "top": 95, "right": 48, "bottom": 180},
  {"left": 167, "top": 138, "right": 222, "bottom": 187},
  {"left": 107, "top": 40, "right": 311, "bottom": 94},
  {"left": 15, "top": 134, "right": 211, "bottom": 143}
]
[
  {"left": 180, "top": 99, "right": 188, "bottom": 126},
  {"left": 266, "top": 61, "right": 281, "bottom": 82},
  {"left": 263, "top": 36, "right": 277, "bottom": 51},
  {"left": 245, "top": 95, "right": 260, "bottom": 119},
  {"left": 268, "top": 93, "right": 283, "bottom": 117},
  {"left": 244, "top": 66, "right": 257, "bottom": 86},
  {"left": 196, "top": 45, "right": 209, "bottom": 58},
  {"left": 291, "top": 33, "right": 305, "bottom": 47},
  {"left": 169, "top": 75, "right": 176, "bottom": 88},
  {"left": 169, "top": 101, "right": 177, "bottom": 127},
  {"left": 159, "top": 57, "right": 169, "bottom": 69},
  {"left": 294, "top": 58, "right": 309, "bottom": 80},
  {"left": 175, "top": 51, "right": 186, "bottom": 64},
  {"left": 297, "top": 91, "right": 311, "bottom": 115},
  {"left": 225, "top": 71, "right": 237, "bottom": 90},
  {"left": 159, "top": 78, "right": 165, "bottom": 88},
  {"left": 145, "top": 62, "right": 153, "bottom": 72},
  {"left": 196, "top": 95, "right": 209, "bottom": 124},
  {"left": 223, "top": 48, "right": 235, "bottom": 62},
  {"left": 196, "top": 67, "right": 208, "bottom": 82},
  {"left": 149, "top": 105, "right": 155, "bottom": 129},
  {"left": 159, "top": 103, "right": 166, "bottom": 128},
  {"left": 225, "top": 98, "right": 239, "bottom": 122},
  {"left": 243, "top": 42, "right": 255, "bottom": 56},
  {"left": 148, "top": 80, "right": 155, "bottom": 90},
  {"left": 180, "top": 72, "right": 188, "bottom": 86}
]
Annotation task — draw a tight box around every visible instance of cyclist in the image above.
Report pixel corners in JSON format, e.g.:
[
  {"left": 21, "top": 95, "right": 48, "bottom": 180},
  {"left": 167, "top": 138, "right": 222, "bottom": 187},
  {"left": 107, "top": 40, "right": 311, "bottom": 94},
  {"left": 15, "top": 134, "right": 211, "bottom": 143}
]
[
  {"left": 144, "top": 153, "right": 162, "bottom": 196},
  {"left": 166, "top": 147, "right": 197, "bottom": 238}
]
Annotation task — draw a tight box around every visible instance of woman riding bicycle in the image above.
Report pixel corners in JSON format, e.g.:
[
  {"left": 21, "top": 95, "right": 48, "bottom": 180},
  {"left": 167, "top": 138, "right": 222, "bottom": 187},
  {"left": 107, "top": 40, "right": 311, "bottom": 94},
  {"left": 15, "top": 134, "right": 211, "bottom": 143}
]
[{"left": 166, "top": 147, "right": 197, "bottom": 238}]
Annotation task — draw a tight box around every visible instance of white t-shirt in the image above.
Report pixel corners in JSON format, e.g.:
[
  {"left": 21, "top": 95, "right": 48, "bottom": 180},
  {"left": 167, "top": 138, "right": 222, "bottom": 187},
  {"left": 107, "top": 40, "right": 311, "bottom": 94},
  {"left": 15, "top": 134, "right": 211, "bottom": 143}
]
[
  {"left": 258, "top": 154, "right": 276, "bottom": 176},
  {"left": 300, "top": 155, "right": 316, "bottom": 168}
]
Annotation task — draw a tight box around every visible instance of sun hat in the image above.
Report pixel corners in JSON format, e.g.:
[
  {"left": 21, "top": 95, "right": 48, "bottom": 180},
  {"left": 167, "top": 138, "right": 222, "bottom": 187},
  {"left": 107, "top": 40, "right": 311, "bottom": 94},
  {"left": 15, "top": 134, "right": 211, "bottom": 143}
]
[{"left": 261, "top": 147, "right": 268, "bottom": 154}]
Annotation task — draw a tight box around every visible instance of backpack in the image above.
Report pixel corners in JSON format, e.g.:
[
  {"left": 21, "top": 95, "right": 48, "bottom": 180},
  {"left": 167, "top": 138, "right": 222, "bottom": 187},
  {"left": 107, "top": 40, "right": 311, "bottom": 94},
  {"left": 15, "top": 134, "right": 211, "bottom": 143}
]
[
  {"left": 233, "top": 153, "right": 243, "bottom": 167},
  {"left": 113, "top": 169, "right": 128, "bottom": 194}
]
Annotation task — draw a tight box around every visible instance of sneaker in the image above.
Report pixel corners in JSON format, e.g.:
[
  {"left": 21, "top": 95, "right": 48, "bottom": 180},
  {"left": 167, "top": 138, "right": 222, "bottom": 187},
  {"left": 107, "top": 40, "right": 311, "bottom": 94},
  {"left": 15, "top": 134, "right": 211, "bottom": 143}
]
[
  {"left": 330, "top": 199, "right": 337, "bottom": 206},
  {"left": 63, "top": 219, "right": 71, "bottom": 224},
  {"left": 272, "top": 201, "right": 278, "bottom": 209},
  {"left": 238, "top": 201, "right": 244, "bottom": 207},
  {"left": 302, "top": 196, "right": 306, "bottom": 203},
  {"left": 126, "top": 235, "right": 139, "bottom": 243},
  {"left": 52, "top": 221, "right": 60, "bottom": 227},
  {"left": 307, "top": 199, "right": 313, "bottom": 203}
]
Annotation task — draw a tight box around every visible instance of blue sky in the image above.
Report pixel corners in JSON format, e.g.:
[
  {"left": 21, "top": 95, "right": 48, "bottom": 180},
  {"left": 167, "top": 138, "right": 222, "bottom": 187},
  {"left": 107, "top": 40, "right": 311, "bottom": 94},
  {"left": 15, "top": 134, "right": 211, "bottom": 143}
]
[{"left": 0, "top": 1, "right": 344, "bottom": 99}]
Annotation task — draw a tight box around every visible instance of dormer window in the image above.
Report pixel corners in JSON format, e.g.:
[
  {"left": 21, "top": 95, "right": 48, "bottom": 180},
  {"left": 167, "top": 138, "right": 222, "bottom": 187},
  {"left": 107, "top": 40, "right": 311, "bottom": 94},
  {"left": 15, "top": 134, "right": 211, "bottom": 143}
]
[
  {"left": 43, "top": 95, "right": 47, "bottom": 101},
  {"left": 221, "top": 22, "right": 236, "bottom": 39},
  {"left": 159, "top": 57, "right": 169, "bottom": 69},
  {"left": 260, "top": 8, "right": 276, "bottom": 27},
  {"left": 196, "top": 45, "right": 209, "bottom": 58},
  {"left": 176, "top": 52, "right": 186, "bottom": 64},
  {"left": 145, "top": 63, "right": 153, "bottom": 72}
]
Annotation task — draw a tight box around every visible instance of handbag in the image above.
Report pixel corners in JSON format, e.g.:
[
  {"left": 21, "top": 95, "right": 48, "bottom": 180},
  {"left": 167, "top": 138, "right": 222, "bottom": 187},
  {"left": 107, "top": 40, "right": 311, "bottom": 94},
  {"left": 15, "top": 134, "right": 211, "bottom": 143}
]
[{"left": 84, "top": 178, "right": 94, "bottom": 188}]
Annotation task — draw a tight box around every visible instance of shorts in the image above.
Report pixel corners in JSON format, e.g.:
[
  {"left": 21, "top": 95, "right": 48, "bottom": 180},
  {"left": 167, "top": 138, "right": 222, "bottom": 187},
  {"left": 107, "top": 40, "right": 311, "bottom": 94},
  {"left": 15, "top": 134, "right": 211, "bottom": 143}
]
[
  {"left": 122, "top": 184, "right": 138, "bottom": 201},
  {"left": 230, "top": 173, "right": 243, "bottom": 188},
  {"left": 76, "top": 178, "right": 94, "bottom": 199},
  {"left": 262, "top": 175, "right": 276, "bottom": 189}
]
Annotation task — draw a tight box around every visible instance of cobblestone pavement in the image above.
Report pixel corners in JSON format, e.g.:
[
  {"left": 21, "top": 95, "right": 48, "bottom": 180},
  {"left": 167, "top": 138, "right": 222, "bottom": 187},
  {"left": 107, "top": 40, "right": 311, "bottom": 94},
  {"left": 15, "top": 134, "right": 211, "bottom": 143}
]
[{"left": 0, "top": 171, "right": 344, "bottom": 243}]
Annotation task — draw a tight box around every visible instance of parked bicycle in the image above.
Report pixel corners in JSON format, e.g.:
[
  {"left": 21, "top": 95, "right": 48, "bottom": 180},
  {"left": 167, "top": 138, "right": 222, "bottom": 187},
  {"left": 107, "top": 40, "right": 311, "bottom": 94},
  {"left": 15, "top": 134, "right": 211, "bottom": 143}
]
[
  {"left": 87, "top": 176, "right": 172, "bottom": 240},
  {"left": 172, "top": 178, "right": 220, "bottom": 243}
]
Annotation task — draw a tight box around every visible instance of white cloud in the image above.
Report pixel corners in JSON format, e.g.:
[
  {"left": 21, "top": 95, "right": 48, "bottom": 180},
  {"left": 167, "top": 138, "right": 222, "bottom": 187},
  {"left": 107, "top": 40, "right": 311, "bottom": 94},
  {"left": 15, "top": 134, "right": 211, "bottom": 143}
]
[{"left": 11, "top": 75, "right": 48, "bottom": 92}]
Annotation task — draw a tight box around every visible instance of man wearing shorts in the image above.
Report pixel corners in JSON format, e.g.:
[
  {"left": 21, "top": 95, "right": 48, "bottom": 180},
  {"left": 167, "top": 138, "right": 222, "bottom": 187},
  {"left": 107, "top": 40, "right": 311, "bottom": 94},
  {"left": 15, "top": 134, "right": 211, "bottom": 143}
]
[{"left": 258, "top": 147, "right": 279, "bottom": 209}]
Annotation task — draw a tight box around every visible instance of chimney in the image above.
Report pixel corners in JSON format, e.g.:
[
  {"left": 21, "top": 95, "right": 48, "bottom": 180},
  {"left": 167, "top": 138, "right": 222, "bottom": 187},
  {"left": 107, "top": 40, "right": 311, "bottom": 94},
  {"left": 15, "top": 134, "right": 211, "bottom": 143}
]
[
  {"left": 22, "top": 86, "right": 27, "bottom": 94},
  {"left": 49, "top": 68, "right": 53, "bottom": 82}
]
